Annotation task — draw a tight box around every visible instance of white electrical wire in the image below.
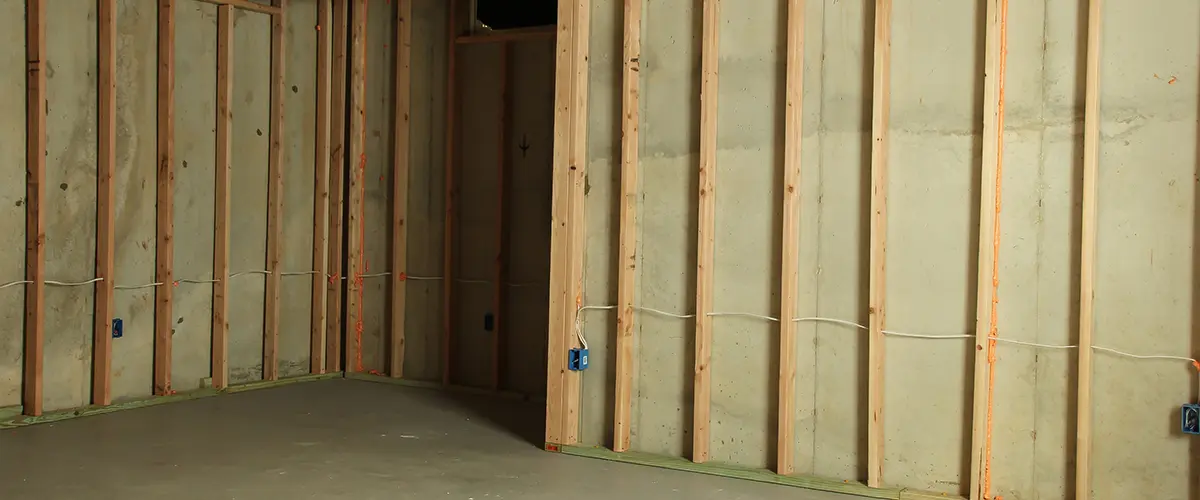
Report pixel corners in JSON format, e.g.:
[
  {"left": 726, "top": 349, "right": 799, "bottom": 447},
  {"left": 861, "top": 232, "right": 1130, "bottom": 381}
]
[
  {"left": 0, "top": 280, "right": 31, "bottom": 290},
  {"left": 574, "top": 304, "right": 1200, "bottom": 370},
  {"left": 708, "top": 312, "right": 780, "bottom": 322},
  {"left": 46, "top": 278, "right": 105, "bottom": 286}
]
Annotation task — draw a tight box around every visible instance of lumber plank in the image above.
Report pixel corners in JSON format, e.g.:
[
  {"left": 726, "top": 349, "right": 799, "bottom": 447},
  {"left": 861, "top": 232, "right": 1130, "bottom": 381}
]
[
  {"left": 390, "top": 0, "right": 411, "bottom": 378},
  {"left": 23, "top": 0, "right": 47, "bottom": 417},
  {"left": 613, "top": 0, "right": 641, "bottom": 453},
  {"left": 442, "top": 0, "right": 459, "bottom": 386},
  {"left": 213, "top": 3, "right": 234, "bottom": 390},
  {"left": 194, "top": 0, "right": 280, "bottom": 15},
  {"left": 968, "top": 0, "right": 1007, "bottom": 498},
  {"left": 155, "top": 0, "right": 176, "bottom": 397},
  {"left": 561, "top": 0, "right": 592, "bottom": 446},
  {"left": 311, "top": 0, "right": 331, "bottom": 374},
  {"left": 492, "top": 42, "right": 514, "bottom": 390},
  {"left": 545, "top": 0, "right": 575, "bottom": 446},
  {"left": 93, "top": 0, "right": 117, "bottom": 407},
  {"left": 326, "top": 0, "right": 348, "bottom": 373},
  {"left": 345, "top": 0, "right": 367, "bottom": 373},
  {"left": 455, "top": 26, "right": 555, "bottom": 44},
  {"left": 263, "top": 0, "right": 286, "bottom": 382},
  {"left": 866, "top": 0, "right": 891, "bottom": 487},
  {"left": 777, "top": 0, "right": 804, "bottom": 476},
  {"left": 1076, "top": 0, "right": 1103, "bottom": 498},
  {"left": 692, "top": 0, "right": 719, "bottom": 464}
]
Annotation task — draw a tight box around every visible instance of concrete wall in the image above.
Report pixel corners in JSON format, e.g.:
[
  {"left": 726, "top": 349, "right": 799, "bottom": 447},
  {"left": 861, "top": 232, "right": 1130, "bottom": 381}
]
[
  {"left": 356, "top": 1, "right": 555, "bottom": 395},
  {"left": 577, "top": 0, "right": 1200, "bottom": 499},
  {"left": 0, "top": 0, "right": 323, "bottom": 411}
]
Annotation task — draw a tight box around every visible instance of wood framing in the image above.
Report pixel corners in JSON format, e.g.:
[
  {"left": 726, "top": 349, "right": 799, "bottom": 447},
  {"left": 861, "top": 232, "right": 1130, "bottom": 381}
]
[
  {"left": 345, "top": 0, "right": 367, "bottom": 373},
  {"left": 969, "top": 0, "right": 1007, "bottom": 498},
  {"left": 195, "top": 0, "right": 280, "bottom": 15},
  {"left": 545, "top": 0, "right": 589, "bottom": 446},
  {"left": 692, "top": 0, "right": 719, "bottom": 465},
  {"left": 391, "top": 0, "right": 412, "bottom": 379},
  {"left": 311, "top": 0, "right": 331, "bottom": 374},
  {"left": 492, "top": 42, "right": 514, "bottom": 390},
  {"left": 326, "top": 0, "right": 348, "bottom": 373},
  {"left": 1076, "top": 0, "right": 1103, "bottom": 498},
  {"left": 213, "top": 3, "right": 234, "bottom": 390},
  {"left": 93, "top": 0, "right": 117, "bottom": 407},
  {"left": 23, "top": 0, "right": 47, "bottom": 417},
  {"left": 442, "top": 0, "right": 459, "bottom": 386},
  {"left": 776, "top": 0, "right": 804, "bottom": 476},
  {"left": 263, "top": 0, "right": 286, "bottom": 382},
  {"left": 612, "top": 0, "right": 641, "bottom": 454},
  {"left": 155, "top": 0, "right": 176, "bottom": 397},
  {"left": 455, "top": 26, "right": 555, "bottom": 45},
  {"left": 866, "top": 0, "right": 891, "bottom": 488}
]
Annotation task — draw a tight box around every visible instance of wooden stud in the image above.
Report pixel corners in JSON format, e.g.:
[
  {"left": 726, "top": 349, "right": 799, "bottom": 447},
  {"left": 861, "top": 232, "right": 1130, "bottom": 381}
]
[
  {"left": 263, "top": 0, "right": 286, "bottom": 382},
  {"left": 442, "top": 0, "right": 459, "bottom": 386},
  {"left": 866, "top": 0, "right": 891, "bottom": 488},
  {"left": 310, "top": 0, "right": 331, "bottom": 375},
  {"left": 545, "top": 0, "right": 589, "bottom": 446},
  {"left": 23, "top": 0, "right": 47, "bottom": 417},
  {"left": 155, "top": 0, "right": 176, "bottom": 397},
  {"left": 326, "top": 0, "right": 348, "bottom": 373},
  {"left": 93, "top": 0, "right": 117, "bottom": 407},
  {"left": 612, "top": 0, "right": 641, "bottom": 454},
  {"left": 545, "top": 0, "right": 576, "bottom": 446},
  {"left": 492, "top": 41, "right": 514, "bottom": 390},
  {"left": 776, "top": 0, "right": 804, "bottom": 476},
  {"left": 194, "top": 0, "right": 281, "bottom": 16},
  {"left": 969, "top": 0, "right": 1007, "bottom": 498},
  {"left": 213, "top": 3, "right": 234, "bottom": 390},
  {"left": 692, "top": 0, "right": 719, "bottom": 464},
  {"left": 455, "top": 26, "right": 555, "bottom": 45},
  {"left": 563, "top": 0, "right": 592, "bottom": 446},
  {"left": 391, "top": 0, "right": 411, "bottom": 379},
  {"left": 1076, "top": 0, "right": 1103, "bottom": 498},
  {"left": 345, "top": 0, "right": 367, "bottom": 373}
]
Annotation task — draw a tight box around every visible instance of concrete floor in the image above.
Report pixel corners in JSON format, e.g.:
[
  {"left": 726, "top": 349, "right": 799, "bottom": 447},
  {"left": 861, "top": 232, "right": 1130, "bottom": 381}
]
[{"left": 0, "top": 379, "right": 853, "bottom": 500}]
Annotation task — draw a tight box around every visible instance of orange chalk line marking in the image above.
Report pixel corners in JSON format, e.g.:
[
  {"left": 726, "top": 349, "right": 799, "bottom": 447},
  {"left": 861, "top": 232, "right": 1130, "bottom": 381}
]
[{"left": 983, "top": 0, "right": 1008, "bottom": 497}]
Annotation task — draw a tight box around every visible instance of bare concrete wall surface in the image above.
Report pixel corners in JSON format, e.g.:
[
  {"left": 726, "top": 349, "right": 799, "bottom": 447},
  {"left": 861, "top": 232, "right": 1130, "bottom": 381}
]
[
  {"left": 173, "top": 1, "right": 219, "bottom": 394},
  {"left": 280, "top": 0, "right": 320, "bottom": 378},
  {"left": 0, "top": 0, "right": 326, "bottom": 413},
  {"left": 111, "top": 0, "right": 160, "bottom": 403},
  {"left": 576, "top": 0, "right": 1200, "bottom": 498},
  {"left": 43, "top": 1, "right": 100, "bottom": 412},
  {"left": 402, "top": 0, "right": 450, "bottom": 382},
  {"left": 0, "top": 1, "right": 28, "bottom": 407}
]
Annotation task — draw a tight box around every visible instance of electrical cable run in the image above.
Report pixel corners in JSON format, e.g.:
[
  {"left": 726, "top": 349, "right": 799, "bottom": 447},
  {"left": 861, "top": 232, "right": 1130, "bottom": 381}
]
[
  {"left": 574, "top": 304, "right": 1200, "bottom": 369},
  {"left": 0, "top": 272, "right": 543, "bottom": 290}
]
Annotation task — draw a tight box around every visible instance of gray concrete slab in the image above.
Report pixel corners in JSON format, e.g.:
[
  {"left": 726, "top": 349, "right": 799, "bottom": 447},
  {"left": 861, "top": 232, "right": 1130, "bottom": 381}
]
[{"left": 0, "top": 379, "right": 853, "bottom": 500}]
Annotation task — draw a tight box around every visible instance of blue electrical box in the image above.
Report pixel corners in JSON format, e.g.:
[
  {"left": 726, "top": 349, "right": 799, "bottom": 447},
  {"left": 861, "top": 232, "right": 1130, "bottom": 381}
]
[
  {"left": 568, "top": 348, "right": 589, "bottom": 371},
  {"left": 1182, "top": 404, "right": 1200, "bottom": 435},
  {"left": 112, "top": 318, "right": 123, "bottom": 339}
]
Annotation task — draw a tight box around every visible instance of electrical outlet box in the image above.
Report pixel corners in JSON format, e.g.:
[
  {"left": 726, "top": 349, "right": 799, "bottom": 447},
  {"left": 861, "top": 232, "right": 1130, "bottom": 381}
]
[
  {"left": 112, "top": 318, "right": 123, "bottom": 339},
  {"left": 484, "top": 312, "right": 495, "bottom": 332},
  {"left": 568, "top": 348, "right": 589, "bottom": 371},
  {"left": 1182, "top": 404, "right": 1200, "bottom": 435}
]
